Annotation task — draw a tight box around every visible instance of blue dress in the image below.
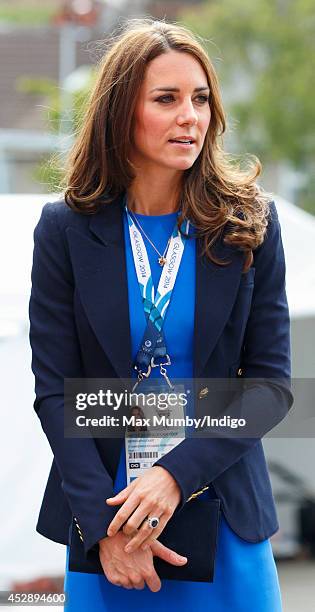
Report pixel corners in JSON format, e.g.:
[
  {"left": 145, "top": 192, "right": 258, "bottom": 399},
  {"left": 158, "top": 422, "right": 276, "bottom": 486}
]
[{"left": 64, "top": 210, "right": 282, "bottom": 611}]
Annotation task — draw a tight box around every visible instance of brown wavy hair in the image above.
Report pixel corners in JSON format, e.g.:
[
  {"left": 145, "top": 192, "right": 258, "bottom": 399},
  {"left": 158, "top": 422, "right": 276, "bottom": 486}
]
[{"left": 64, "top": 17, "right": 272, "bottom": 271}]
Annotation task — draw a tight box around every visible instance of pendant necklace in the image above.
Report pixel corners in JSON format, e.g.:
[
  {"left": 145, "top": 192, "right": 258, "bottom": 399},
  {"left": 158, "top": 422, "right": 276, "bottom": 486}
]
[{"left": 128, "top": 210, "right": 174, "bottom": 267}]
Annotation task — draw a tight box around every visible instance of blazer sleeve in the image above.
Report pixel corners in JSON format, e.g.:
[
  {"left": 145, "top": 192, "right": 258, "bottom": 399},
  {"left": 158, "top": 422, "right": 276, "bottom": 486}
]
[
  {"left": 153, "top": 200, "right": 294, "bottom": 507},
  {"left": 29, "top": 202, "right": 117, "bottom": 555}
]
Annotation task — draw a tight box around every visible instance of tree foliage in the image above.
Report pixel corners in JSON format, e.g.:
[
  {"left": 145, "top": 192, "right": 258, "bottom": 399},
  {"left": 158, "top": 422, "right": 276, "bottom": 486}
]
[
  {"left": 0, "top": 2, "right": 55, "bottom": 25},
  {"left": 181, "top": 0, "right": 315, "bottom": 211}
]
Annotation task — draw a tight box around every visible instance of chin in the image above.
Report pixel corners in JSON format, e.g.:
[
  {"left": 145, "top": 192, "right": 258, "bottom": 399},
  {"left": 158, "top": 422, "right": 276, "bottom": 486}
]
[
  {"left": 170, "top": 159, "right": 197, "bottom": 171},
  {"left": 160, "top": 155, "right": 196, "bottom": 169}
]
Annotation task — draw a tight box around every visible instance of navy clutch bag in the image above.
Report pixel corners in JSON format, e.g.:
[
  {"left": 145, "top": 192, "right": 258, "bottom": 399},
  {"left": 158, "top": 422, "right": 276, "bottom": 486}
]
[
  {"left": 68, "top": 497, "right": 221, "bottom": 583},
  {"left": 153, "top": 498, "right": 221, "bottom": 582}
]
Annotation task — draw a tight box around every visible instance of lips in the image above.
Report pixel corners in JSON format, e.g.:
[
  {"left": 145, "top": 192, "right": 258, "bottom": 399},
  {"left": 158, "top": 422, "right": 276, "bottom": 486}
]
[{"left": 168, "top": 137, "right": 196, "bottom": 144}]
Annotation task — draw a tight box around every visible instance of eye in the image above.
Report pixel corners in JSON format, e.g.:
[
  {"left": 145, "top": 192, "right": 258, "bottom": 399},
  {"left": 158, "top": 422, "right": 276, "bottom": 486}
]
[
  {"left": 155, "top": 94, "right": 210, "bottom": 105},
  {"left": 196, "top": 95, "right": 210, "bottom": 104},
  {"left": 155, "top": 95, "right": 175, "bottom": 104}
]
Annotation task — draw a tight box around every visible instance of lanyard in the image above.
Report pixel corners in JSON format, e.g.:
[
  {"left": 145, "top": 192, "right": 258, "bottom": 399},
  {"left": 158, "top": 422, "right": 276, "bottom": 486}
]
[{"left": 125, "top": 205, "right": 189, "bottom": 390}]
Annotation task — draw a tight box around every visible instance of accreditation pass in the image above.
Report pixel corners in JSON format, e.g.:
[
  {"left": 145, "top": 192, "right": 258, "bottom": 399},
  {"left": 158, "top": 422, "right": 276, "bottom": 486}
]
[{"left": 125, "top": 384, "right": 186, "bottom": 485}]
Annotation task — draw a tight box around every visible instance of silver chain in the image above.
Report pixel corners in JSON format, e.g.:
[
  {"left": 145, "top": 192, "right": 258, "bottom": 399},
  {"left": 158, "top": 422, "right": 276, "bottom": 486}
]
[{"left": 128, "top": 209, "right": 173, "bottom": 265}]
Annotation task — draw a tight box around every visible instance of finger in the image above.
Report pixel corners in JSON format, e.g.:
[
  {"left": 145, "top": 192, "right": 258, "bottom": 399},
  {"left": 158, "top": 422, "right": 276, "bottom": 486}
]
[
  {"left": 106, "top": 490, "right": 130, "bottom": 506},
  {"left": 140, "top": 510, "right": 174, "bottom": 551},
  {"left": 125, "top": 513, "right": 167, "bottom": 553},
  {"left": 150, "top": 540, "right": 188, "bottom": 566},
  {"left": 106, "top": 482, "right": 136, "bottom": 506},
  {"left": 122, "top": 501, "right": 153, "bottom": 536},
  {"left": 120, "top": 580, "right": 133, "bottom": 589},
  {"left": 128, "top": 572, "right": 145, "bottom": 590},
  {"left": 124, "top": 512, "right": 164, "bottom": 553},
  {"left": 108, "top": 570, "right": 133, "bottom": 589},
  {"left": 143, "top": 568, "right": 161, "bottom": 593},
  {"left": 106, "top": 494, "right": 128, "bottom": 506},
  {"left": 107, "top": 496, "right": 140, "bottom": 536}
]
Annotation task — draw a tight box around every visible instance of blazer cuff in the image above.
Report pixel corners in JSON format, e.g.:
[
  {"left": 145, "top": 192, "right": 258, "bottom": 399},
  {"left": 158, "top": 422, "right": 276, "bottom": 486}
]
[
  {"left": 153, "top": 456, "right": 194, "bottom": 510},
  {"left": 73, "top": 504, "right": 118, "bottom": 557}
]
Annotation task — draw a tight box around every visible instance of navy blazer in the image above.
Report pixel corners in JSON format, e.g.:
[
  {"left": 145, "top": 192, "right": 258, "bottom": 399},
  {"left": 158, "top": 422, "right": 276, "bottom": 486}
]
[{"left": 29, "top": 194, "right": 293, "bottom": 556}]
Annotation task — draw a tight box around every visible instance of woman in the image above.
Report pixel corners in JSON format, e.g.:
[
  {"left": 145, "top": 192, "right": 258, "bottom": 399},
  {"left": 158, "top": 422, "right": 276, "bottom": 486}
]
[{"left": 29, "top": 17, "right": 293, "bottom": 611}]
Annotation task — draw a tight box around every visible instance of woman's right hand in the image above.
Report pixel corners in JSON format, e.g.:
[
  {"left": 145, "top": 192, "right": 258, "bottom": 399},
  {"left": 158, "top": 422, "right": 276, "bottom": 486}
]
[{"left": 99, "top": 531, "right": 187, "bottom": 592}]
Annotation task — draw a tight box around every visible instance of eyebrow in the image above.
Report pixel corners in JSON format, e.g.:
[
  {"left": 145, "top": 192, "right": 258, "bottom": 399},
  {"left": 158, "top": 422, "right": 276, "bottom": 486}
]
[{"left": 149, "top": 86, "right": 210, "bottom": 93}]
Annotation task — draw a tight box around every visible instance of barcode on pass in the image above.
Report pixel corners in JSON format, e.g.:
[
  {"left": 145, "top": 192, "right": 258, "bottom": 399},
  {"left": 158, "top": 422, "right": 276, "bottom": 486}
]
[{"left": 128, "top": 451, "right": 159, "bottom": 459}]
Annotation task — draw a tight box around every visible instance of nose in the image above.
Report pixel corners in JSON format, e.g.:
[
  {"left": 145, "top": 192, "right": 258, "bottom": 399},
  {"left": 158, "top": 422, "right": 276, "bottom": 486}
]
[{"left": 176, "top": 98, "right": 198, "bottom": 126}]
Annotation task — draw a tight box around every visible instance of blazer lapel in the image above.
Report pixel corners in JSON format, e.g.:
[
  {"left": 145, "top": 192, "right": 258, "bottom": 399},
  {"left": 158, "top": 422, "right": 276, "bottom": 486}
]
[
  {"left": 67, "top": 194, "right": 133, "bottom": 379},
  {"left": 67, "top": 193, "right": 244, "bottom": 380},
  {"left": 193, "top": 238, "right": 244, "bottom": 377}
]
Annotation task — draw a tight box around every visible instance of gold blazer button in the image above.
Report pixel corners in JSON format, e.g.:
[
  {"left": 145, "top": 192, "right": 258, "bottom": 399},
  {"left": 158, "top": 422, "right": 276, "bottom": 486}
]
[{"left": 198, "top": 386, "right": 209, "bottom": 399}]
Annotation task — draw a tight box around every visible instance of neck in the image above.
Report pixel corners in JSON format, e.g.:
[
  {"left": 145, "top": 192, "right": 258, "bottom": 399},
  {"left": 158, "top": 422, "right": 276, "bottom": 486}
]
[{"left": 127, "top": 169, "right": 183, "bottom": 216}]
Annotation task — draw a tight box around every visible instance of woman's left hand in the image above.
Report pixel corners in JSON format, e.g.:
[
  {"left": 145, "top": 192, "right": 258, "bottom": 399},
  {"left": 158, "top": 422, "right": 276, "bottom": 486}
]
[{"left": 106, "top": 466, "right": 181, "bottom": 553}]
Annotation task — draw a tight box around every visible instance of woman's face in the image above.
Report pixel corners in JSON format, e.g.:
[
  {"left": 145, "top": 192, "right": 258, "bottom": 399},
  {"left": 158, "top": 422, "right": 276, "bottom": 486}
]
[
  {"left": 130, "top": 50, "right": 211, "bottom": 172},
  {"left": 131, "top": 407, "right": 141, "bottom": 417}
]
